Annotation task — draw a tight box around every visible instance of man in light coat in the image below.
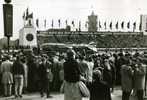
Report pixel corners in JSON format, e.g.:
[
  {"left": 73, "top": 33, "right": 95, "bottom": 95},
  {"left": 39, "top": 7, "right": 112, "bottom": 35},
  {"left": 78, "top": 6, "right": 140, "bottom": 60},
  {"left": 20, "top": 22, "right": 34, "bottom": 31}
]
[
  {"left": 134, "top": 58, "right": 146, "bottom": 100},
  {"left": 0, "top": 55, "right": 13, "bottom": 97},
  {"left": 121, "top": 58, "right": 133, "bottom": 100}
]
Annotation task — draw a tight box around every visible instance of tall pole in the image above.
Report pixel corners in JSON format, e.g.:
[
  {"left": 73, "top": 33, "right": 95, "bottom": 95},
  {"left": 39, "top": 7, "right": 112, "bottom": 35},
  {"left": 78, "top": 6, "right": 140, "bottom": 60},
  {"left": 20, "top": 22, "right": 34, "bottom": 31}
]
[
  {"left": 3, "top": 0, "right": 13, "bottom": 53},
  {"left": 7, "top": 36, "right": 10, "bottom": 52}
]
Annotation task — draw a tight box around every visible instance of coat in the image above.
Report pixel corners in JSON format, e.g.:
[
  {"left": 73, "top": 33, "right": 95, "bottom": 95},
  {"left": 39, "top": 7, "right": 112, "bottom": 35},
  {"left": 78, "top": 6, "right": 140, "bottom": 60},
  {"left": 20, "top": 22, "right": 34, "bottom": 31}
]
[
  {"left": 23, "top": 63, "right": 28, "bottom": 87},
  {"left": 121, "top": 65, "right": 133, "bottom": 92},
  {"left": 89, "top": 80, "right": 110, "bottom": 100},
  {"left": 1, "top": 60, "right": 13, "bottom": 84},
  {"left": 134, "top": 64, "right": 146, "bottom": 90},
  {"left": 64, "top": 59, "right": 82, "bottom": 100}
]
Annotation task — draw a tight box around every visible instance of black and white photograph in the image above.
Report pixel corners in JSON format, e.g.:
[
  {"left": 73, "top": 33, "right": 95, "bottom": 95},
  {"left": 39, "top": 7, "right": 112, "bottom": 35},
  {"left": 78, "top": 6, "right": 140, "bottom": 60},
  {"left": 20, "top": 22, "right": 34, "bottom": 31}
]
[{"left": 0, "top": 0, "right": 147, "bottom": 100}]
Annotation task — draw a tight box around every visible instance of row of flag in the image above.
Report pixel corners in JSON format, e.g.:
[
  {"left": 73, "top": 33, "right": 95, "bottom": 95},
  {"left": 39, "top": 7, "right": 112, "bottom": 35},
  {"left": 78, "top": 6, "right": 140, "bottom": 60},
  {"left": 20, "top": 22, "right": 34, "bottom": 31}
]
[
  {"left": 22, "top": 8, "right": 142, "bottom": 31},
  {"left": 35, "top": 19, "right": 142, "bottom": 31},
  {"left": 98, "top": 21, "right": 141, "bottom": 30},
  {"left": 36, "top": 19, "right": 81, "bottom": 28}
]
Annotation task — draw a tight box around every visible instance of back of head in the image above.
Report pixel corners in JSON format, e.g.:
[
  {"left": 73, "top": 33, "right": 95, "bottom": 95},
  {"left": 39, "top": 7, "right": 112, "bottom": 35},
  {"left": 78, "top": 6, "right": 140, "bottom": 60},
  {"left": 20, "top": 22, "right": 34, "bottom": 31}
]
[
  {"left": 5, "top": 55, "right": 10, "bottom": 60},
  {"left": 93, "top": 69, "right": 102, "bottom": 81},
  {"left": 67, "top": 49, "right": 76, "bottom": 59},
  {"left": 16, "top": 55, "right": 20, "bottom": 61}
]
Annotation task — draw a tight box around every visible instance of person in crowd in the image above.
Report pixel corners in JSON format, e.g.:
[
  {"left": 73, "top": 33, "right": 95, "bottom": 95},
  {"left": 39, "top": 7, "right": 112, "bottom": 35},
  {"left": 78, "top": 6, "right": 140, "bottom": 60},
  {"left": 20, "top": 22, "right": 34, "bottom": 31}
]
[
  {"left": 109, "top": 54, "right": 116, "bottom": 92},
  {"left": 78, "top": 55, "right": 89, "bottom": 82},
  {"left": 12, "top": 55, "right": 25, "bottom": 98},
  {"left": 27, "top": 54, "right": 38, "bottom": 92},
  {"left": 0, "top": 55, "right": 13, "bottom": 97},
  {"left": 86, "top": 56, "right": 94, "bottom": 89},
  {"left": 59, "top": 55, "right": 65, "bottom": 87},
  {"left": 134, "top": 57, "right": 146, "bottom": 100},
  {"left": 89, "top": 69, "right": 109, "bottom": 100},
  {"left": 116, "top": 52, "right": 124, "bottom": 85},
  {"left": 21, "top": 56, "right": 28, "bottom": 93},
  {"left": 64, "top": 49, "right": 82, "bottom": 100},
  {"left": 38, "top": 56, "right": 53, "bottom": 98},
  {"left": 121, "top": 58, "right": 133, "bottom": 100},
  {"left": 102, "top": 58, "right": 113, "bottom": 100},
  {"left": 52, "top": 54, "right": 61, "bottom": 91}
]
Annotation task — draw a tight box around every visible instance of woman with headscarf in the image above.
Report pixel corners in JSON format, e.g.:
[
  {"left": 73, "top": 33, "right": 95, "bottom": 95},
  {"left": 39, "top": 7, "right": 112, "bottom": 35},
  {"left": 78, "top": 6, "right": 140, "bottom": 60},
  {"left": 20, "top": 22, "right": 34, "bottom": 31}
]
[
  {"left": 64, "top": 49, "right": 82, "bottom": 100},
  {"left": 89, "top": 69, "right": 109, "bottom": 100}
]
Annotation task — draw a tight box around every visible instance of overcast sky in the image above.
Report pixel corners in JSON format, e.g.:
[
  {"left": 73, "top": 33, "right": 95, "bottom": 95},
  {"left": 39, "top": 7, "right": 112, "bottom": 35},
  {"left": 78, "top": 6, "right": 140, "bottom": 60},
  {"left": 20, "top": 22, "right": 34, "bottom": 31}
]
[{"left": 0, "top": 0, "right": 147, "bottom": 39}]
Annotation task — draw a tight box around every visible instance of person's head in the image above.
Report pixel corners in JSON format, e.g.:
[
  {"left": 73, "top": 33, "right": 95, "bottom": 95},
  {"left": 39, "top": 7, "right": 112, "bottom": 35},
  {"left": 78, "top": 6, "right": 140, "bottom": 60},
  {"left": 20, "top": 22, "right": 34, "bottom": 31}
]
[
  {"left": 104, "top": 58, "right": 109, "bottom": 64},
  {"left": 66, "top": 49, "right": 76, "bottom": 60},
  {"left": 123, "top": 57, "right": 130, "bottom": 65},
  {"left": 5, "top": 55, "right": 10, "bottom": 61},
  {"left": 16, "top": 55, "right": 20, "bottom": 61},
  {"left": 93, "top": 69, "right": 102, "bottom": 81},
  {"left": 20, "top": 56, "right": 26, "bottom": 63},
  {"left": 79, "top": 55, "right": 85, "bottom": 61}
]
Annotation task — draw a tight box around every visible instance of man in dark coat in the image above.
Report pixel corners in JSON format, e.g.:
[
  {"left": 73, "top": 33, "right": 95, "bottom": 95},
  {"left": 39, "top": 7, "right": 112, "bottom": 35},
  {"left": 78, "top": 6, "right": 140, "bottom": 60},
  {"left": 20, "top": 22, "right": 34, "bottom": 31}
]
[
  {"left": 12, "top": 56, "right": 25, "bottom": 98},
  {"left": 38, "top": 57, "right": 53, "bottom": 98},
  {"left": 102, "top": 58, "right": 113, "bottom": 100}
]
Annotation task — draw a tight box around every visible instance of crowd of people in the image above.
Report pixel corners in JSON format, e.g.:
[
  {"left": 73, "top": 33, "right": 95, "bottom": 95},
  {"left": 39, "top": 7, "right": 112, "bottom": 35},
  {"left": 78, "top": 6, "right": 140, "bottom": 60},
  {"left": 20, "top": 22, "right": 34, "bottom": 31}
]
[{"left": 0, "top": 49, "right": 146, "bottom": 100}]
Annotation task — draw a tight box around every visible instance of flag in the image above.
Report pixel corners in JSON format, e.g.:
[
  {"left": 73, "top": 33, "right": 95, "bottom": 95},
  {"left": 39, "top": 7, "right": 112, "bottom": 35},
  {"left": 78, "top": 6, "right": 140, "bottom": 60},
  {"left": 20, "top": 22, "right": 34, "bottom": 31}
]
[
  {"left": 121, "top": 21, "right": 124, "bottom": 29},
  {"left": 109, "top": 21, "right": 112, "bottom": 30},
  {"left": 65, "top": 20, "right": 68, "bottom": 26},
  {"left": 36, "top": 19, "right": 39, "bottom": 27},
  {"left": 22, "top": 12, "right": 25, "bottom": 20},
  {"left": 79, "top": 21, "right": 81, "bottom": 31},
  {"left": 99, "top": 21, "right": 102, "bottom": 29},
  {"left": 51, "top": 19, "right": 54, "bottom": 28},
  {"left": 44, "top": 19, "right": 46, "bottom": 28},
  {"left": 72, "top": 20, "right": 75, "bottom": 27},
  {"left": 115, "top": 21, "right": 118, "bottom": 29},
  {"left": 26, "top": 13, "right": 33, "bottom": 20},
  {"left": 26, "top": 8, "right": 29, "bottom": 20},
  {"left": 104, "top": 21, "right": 107, "bottom": 30},
  {"left": 133, "top": 22, "right": 136, "bottom": 30},
  {"left": 58, "top": 19, "right": 61, "bottom": 27},
  {"left": 127, "top": 21, "right": 130, "bottom": 29}
]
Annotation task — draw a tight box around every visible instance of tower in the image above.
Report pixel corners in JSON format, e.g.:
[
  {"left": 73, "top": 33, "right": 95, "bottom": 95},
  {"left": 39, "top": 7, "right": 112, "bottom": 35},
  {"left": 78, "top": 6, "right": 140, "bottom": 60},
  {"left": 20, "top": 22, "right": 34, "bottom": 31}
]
[
  {"left": 19, "top": 12, "right": 37, "bottom": 47},
  {"left": 140, "top": 15, "right": 147, "bottom": 35},
  {"left": 88, "top": 11, "right": 98, "bottom": 32}
]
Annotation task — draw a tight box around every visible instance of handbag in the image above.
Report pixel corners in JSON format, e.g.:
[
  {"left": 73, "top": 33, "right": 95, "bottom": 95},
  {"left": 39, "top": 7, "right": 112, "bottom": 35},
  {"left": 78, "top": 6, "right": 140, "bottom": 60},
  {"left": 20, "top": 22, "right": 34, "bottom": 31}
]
[{"left": 78, "top": 81, "right": 90, "bottom": 97}]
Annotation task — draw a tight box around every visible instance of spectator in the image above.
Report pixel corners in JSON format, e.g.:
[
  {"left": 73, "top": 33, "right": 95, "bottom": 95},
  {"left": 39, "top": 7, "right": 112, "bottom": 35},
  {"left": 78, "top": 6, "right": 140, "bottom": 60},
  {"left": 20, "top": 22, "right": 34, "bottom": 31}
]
[
  {"left": 134, "top": 58, "right": 146, "bottom": 100},
  {"left": 21, "top": 56, "right": 28, "bottom": 93},
  {"left": 0, "top": 55, "right": 13, "bottom": 97},
  {"left": 38, "top": 57, "right": 53, "bottom": 98},
  {"left": 102, "top": 58, "right": 113, "bottom": 100},
  {"left": 64, "top": 49, "right": 82, "bottom": 100},
  {"left": 12, "top": 55, "right": 25, "bottom": 98},
  {"left": 89, "top": 69, "right": 109, "bottom": 100},
  {"left": 121, "top": 58, "right": 133, "bottom": 100}
]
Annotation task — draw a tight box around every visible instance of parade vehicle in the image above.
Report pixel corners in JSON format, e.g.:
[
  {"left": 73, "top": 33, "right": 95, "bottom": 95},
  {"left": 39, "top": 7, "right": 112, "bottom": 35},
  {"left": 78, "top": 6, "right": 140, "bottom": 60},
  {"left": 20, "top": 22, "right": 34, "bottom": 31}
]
[{"left": 40, "top": 43, "right": 97, "bottom": 55}]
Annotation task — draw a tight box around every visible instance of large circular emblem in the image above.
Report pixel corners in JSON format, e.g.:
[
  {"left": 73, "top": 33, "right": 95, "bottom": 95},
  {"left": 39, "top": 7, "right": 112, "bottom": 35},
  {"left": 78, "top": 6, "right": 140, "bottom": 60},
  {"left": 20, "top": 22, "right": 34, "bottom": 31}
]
[{"left": 26, "top": 33, "right": 34, "bottom": 41}]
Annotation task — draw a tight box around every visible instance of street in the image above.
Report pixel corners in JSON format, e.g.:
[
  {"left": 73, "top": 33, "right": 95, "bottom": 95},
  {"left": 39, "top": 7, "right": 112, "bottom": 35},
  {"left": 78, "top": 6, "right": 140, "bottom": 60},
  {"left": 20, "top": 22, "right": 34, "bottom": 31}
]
[{"left": 0, "top": 87, "right": 147, "bottom": 100}]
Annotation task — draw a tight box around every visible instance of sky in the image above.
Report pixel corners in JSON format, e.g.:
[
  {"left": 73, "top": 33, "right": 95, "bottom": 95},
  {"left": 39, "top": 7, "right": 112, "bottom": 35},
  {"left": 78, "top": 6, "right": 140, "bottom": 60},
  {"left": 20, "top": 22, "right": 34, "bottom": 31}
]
[{"left": 1, "top": 0, "right": 147, "bottom": 40}]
